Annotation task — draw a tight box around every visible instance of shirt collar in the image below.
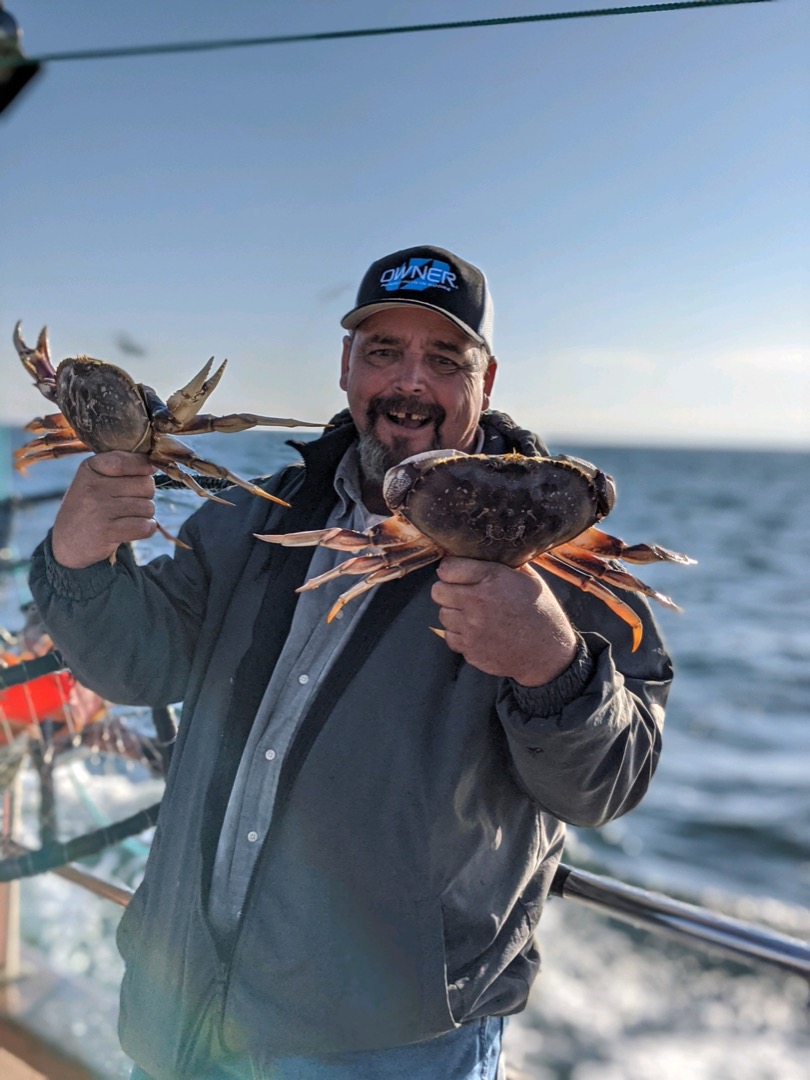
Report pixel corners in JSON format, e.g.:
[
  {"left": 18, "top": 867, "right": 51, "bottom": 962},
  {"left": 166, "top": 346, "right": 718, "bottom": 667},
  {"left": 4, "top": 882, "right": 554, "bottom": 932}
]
[{"left": 334, "top": 442, "right": 366, "bottom": 516}]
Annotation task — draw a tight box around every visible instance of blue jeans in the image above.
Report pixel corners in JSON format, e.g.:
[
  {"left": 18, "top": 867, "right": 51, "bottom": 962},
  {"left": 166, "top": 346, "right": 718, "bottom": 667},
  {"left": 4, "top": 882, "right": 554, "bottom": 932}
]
[{"left": 130, "top": 1016, "right": 506, "bottom": 1079}]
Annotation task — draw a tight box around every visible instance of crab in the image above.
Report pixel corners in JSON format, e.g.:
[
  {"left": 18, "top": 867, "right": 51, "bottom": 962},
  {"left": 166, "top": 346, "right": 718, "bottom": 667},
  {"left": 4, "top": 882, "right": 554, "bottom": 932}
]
[
  {"left": 13, "top": 322, "right": 324, "bottom": 512},
  {"left": 256, "top": 449, "right": 695, "bottom": 651}
]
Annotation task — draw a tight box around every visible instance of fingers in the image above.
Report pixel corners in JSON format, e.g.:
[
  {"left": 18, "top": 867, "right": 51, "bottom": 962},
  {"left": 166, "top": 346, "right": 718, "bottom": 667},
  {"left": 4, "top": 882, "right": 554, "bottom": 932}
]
[
  {"left": 104, "top": 496, "right": 159, "bottom": 522},
  {"left": 434, "top": 556, "right": 491, "bottom": 587},
  {"left": 51, "top": 453, "right": 159, "bottom": 568},
  {"left": 86, "top": 450, "right": 158, "bottom": 478},
  {"left": 430, "top": 557, "right": 578, "bottom": 686},
  {"left": 433, "top": 558, "right": 542, "bottom": 607}
]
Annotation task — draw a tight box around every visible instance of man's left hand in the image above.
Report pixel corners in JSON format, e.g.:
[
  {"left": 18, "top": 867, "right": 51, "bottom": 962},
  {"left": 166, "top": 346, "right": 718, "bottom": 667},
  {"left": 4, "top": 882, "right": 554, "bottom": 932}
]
[{"left": 431, "top": 557, "right": 578, "bottom": 687}]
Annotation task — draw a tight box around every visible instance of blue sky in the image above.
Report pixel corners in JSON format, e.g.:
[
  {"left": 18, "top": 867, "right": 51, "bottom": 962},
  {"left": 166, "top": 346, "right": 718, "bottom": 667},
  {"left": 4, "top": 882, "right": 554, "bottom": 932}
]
[{"left": 2, "top": 0, "right": 808, "bottom": 448}]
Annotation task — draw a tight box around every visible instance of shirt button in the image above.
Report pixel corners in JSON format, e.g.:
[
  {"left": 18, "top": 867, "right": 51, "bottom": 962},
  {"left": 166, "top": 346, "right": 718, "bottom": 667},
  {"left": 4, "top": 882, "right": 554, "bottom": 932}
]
[
  {"left": 247, "top": 830, "right": 258, "bottom": 843},
  {"left": 264, "top": 748, "right": 277, "bottom": 761},
  {"left": 334, "top": 610, "right": 344, "bottom": 620},
  {"left": 298, "top": 673, "right": 309, "bottom": 685}
]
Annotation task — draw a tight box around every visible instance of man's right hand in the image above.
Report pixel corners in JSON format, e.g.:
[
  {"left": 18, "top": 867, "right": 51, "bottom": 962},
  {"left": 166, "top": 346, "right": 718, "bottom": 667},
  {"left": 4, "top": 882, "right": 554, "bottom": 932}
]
[{"left": 51, "top": 452, "right": 158, "bottom": 568}]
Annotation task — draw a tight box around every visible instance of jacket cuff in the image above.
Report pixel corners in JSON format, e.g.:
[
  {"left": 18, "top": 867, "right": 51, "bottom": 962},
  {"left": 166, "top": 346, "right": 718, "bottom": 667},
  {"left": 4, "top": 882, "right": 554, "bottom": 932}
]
[
  {"left": 506, "top": 636, "right": 594, "bottom": 717},
  {"left": 34, "top": 531, "right": 127, "bottom": 602}
]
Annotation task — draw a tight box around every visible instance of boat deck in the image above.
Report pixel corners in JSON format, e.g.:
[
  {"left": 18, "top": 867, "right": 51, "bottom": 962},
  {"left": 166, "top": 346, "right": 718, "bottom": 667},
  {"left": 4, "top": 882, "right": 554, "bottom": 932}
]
[{"left": 0, "top": 945, "right": 116, "bottom": 1080}]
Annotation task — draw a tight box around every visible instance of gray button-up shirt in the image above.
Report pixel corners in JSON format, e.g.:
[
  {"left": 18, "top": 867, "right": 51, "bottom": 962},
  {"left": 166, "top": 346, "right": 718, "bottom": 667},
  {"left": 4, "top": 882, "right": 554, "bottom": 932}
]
[{"left": 207, "top": 444, "right": 387, "bottom": 940}]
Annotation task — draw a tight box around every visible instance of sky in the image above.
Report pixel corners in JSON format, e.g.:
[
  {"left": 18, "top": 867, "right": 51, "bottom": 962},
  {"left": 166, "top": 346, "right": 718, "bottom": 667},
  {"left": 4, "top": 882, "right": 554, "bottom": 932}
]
[{"left": 1, "top": 0, "right": 808, "bottom": 450}]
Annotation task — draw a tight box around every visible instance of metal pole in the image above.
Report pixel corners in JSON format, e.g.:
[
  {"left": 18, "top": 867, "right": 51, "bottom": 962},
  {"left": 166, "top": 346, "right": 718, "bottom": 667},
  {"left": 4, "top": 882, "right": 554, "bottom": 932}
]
[
  {"left": 0, "top": 780, "right": 21, "bottom": 980},
  {"left": 4, "top": 837, "right": 809, "bottom": 981},
  {"left": 552, "top": 863, "right": 810, "bottom": 981},
  {"left": 49, "top": 861, "right": 132, "bottom": 908},
  {"left": 0, "top": 839, "right": 132, "bottom": 908}
]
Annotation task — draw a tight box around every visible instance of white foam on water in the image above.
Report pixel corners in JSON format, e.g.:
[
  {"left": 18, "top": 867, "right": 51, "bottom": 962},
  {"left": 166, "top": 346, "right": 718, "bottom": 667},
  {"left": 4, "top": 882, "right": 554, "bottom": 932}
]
[{"left": 504, "top": 899, "right": 810, "bottom": 1080}]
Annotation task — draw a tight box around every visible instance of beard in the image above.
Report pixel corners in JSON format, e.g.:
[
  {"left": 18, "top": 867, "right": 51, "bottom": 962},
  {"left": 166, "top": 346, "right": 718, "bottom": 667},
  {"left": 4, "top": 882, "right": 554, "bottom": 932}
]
[{"left": 357, "top": 395, "right": 446, "bottom": 487}]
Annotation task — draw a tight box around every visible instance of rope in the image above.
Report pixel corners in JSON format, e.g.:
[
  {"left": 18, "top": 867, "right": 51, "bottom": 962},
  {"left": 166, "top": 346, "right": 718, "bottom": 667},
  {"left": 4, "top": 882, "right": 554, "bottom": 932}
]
[
  {"left": 2, "top": 1, "right": 777, "bottom": 68},
  {"left": 154, "top": 471, "right": 232, "bottom": 492},
  {"left": 0, "top": 649, "right": 65, "bottom": 691},
  {"left": 0, "top": 800, "right": 161, "bottom": 881},
  {"left": 66, "top": 761, "right": 152, "bottom": 857}
]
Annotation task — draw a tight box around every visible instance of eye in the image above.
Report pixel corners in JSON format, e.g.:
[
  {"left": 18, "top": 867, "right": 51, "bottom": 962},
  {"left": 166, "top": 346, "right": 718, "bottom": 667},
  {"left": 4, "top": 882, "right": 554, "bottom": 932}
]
[
  {"left": 364, "top": 347, "right": 399, "bottom": 366},
  {"left": 428, "top": 355, "right": 461, "bottom": 372}
]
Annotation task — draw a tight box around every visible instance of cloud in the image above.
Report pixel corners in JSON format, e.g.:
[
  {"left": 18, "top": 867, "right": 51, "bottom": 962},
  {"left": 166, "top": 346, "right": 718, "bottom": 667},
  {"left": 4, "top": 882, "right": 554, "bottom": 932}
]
[{"left": 711, "top": 346, "right": 809, "bottom": 375}]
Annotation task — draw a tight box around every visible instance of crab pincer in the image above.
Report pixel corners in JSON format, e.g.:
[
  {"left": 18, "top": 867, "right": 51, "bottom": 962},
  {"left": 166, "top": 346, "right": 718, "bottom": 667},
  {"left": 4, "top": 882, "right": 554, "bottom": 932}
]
[{"left": 13, "top": 321, "right": 329, "bottom": 545}]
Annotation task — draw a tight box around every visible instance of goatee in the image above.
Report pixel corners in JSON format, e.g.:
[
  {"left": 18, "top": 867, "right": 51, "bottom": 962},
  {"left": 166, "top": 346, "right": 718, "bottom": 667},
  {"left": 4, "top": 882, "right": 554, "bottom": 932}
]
[
  {"left": 357, "top": 395, "right": 446, "bottom": 487},
  {"left": 357, "top": 430, "right": 401, "bottom": 488}
]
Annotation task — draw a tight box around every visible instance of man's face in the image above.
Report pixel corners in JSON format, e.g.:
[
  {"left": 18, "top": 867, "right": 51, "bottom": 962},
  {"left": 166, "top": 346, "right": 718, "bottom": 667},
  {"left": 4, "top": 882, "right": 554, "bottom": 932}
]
[{"left": 340, "top": 307, "right": 497, "bottom": 479}]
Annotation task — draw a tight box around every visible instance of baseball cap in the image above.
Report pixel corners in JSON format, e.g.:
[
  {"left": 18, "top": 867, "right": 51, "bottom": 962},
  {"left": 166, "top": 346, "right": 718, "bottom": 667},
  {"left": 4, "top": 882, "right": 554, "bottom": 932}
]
[{"left": 341, "top": 245, "right": 494, "bottom": 355}]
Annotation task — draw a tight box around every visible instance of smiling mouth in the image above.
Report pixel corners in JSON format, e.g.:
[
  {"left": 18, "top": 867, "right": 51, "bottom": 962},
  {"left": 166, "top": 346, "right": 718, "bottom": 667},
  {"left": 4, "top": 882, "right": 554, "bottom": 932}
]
[
  {"left": 386, "top": 410, "right": 433, "bottom": 430},
  {"left": 369, "top": 396, "right": 445, "bottom": 433}
]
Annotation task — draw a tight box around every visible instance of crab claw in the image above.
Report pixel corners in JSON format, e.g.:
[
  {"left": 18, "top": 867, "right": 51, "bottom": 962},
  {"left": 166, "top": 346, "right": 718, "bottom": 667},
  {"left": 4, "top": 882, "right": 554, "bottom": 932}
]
[
  {"left": 13, "top": 322, "right": 59, "bottom": 404},
  {"left": 165, "top": 356, "right": 227, "bottom": 426}
]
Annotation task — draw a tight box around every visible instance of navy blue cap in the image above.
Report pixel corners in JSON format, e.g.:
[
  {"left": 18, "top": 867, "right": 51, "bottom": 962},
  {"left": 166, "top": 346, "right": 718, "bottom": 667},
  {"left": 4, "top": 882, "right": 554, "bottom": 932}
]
[{"left": 341, "top": 245, "right": 494, "bottom": 354}]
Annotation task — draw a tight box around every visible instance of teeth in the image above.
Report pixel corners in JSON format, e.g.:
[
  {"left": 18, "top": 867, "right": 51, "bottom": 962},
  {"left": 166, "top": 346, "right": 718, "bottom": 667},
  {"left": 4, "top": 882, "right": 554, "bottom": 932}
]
[{"left": 391, "top": 411, "right": 427, "bottom": 422}]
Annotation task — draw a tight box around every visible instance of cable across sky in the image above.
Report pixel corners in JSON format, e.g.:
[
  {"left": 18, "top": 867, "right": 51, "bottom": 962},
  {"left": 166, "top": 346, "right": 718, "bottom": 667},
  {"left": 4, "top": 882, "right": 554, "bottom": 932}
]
[{"left": 1, "top": 0, "right": 778, "bottom": 68}]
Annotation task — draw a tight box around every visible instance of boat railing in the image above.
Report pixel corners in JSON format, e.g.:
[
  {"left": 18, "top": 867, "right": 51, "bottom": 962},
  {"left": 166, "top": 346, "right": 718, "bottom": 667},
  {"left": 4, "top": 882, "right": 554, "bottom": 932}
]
[
  {"left": 1, "top": 833, "right": 809, "bottom": 984},
  {"left": 0, "top": 669, "right": 808, "bottom": 983},
  {"left": 550, "top": 863, "right": 810, "bottom": 981}
]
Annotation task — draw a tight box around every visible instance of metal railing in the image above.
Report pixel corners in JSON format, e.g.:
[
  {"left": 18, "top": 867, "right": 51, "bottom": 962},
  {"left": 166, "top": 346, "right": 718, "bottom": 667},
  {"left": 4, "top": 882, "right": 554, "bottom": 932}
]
[
  {"left": 0, "top": 672, "right": 808, "bottom": 982},
  {"left": 550, "top": 863, "right": 810, "bottom": 980},
  {"left": 2, "top": 836, "right": 807, "bottom": 983},
  {"left": 2, "top": 838, "right": 133, "bottom": 908}
]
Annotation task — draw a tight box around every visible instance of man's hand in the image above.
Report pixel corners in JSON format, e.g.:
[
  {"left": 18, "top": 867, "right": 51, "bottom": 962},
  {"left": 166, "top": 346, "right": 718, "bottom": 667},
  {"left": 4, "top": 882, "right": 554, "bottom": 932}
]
[
  {"left": 431, "top": 557, "right": 578, "bottom": 687},
  {"left": 51, "top": 452, "right": 158, "bottom": 569}
]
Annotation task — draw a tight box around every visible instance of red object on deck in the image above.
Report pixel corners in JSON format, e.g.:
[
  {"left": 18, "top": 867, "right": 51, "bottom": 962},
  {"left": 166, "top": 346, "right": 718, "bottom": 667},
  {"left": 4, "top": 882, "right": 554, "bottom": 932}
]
[{"left": 0, "top": 653, "right": 77, "bottom": 737}]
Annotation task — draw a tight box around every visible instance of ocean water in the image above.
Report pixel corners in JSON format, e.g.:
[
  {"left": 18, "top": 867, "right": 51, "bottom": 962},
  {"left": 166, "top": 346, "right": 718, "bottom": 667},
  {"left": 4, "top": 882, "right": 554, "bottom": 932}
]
[{"left": 1, "top": 428, "right": 808, "bottom": 1079}]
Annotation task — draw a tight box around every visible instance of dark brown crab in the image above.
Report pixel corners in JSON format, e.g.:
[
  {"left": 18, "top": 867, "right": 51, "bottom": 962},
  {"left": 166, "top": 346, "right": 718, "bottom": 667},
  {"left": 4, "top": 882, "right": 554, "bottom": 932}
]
[
  {"left": 257, "top": 449, "right": 695, "bottom": 651},
  {"left": 13, "top": 322, "right": 323, "bottom": 509}
]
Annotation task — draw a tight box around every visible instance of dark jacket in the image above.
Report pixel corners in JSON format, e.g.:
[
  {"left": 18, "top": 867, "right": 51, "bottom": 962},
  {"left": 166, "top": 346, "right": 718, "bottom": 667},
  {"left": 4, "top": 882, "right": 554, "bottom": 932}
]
[{"left": 29, "top": 413, "right": 672, "bottom": 1079}]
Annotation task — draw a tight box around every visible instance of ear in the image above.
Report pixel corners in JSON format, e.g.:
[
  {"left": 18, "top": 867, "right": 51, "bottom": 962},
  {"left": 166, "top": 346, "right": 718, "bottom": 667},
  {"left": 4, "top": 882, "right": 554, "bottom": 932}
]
[
  {"left": 482, "top": 355, "right": 497, "bottom": 410},
  {"left": 339, "top": 335, "right": 352, "bottom": 391}
]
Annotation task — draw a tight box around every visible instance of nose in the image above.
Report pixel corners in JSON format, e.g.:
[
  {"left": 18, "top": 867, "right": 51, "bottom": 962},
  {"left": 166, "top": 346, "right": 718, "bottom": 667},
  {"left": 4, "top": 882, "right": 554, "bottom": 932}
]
[{"left": 392, "top": 354, "right": 427, "bottom": 395}]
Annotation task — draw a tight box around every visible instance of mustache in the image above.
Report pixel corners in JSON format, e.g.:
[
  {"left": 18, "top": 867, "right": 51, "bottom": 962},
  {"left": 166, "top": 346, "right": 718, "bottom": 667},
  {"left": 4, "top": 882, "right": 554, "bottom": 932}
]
[{"left": 366, "top": 395, "right": 446, "bottom": 426}]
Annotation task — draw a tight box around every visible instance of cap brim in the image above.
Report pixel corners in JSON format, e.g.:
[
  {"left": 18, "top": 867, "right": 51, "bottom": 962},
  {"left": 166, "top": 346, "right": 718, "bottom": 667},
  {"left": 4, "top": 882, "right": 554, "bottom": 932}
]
[{"left": 340, "top": 300, "right": 486, "bottom": 348}]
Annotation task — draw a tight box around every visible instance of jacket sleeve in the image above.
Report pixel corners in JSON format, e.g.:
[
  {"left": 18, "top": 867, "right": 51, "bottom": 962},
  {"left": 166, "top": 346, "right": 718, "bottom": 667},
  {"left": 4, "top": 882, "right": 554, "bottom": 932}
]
[
  {"left": 28, "top": 464, "right": 306, "bottom": 707},
  {"left": 496, "top": 580, "right": 673, "bottom": 828},
  {"left": 28, "top": 516, "right": 211, "bottom": 707}
]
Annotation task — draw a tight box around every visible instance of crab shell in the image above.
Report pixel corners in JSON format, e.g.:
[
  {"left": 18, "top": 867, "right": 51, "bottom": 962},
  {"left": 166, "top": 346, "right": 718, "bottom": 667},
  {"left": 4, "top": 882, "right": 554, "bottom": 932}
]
[
  {"left": 55, "top": 357, "right": 156, "bottom": 454},
  {"left": 382, "top": 450, "right": 616, "bottom": 566}
]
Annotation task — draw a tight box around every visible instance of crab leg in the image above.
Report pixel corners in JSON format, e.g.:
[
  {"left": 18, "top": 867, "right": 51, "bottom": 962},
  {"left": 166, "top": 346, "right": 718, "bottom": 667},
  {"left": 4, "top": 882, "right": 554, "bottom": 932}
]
[
  {"left": 551, "top": 546, "right": 681, "bottom": 611},
  {"left": 296, "top": 540, "right": 440, "bottom": 594},
  {"left": 150, "top": 435, "right": 290, "bottom": 508},
  {"left": 567, "top": 526, "right": 696, "bottom": 567},
  {"left": 257, "top": 519, "right": 442, "bottom": 622},
  {"left": 153, "top": 520, "right": 192, "bottom": 551},
  {"left": 14, "top": 436, "right": 90, "bottom": 472},
  {"left": 16, "top": 428, "right": 81, "bottom": 453},
  {"left": 531, "top": 552, "right": 644, "bottom": 652},
  {"left": 325, "top": 547, "right": 443, "bottom": 623},
  {"left": 177, "top": 412, "right": 327, "bottom": 434},
  {"left": 25, "top": 412, "right": 76, "bottom": 434},
  {"left": 256, "top": 515, "right": 426, "bottom": 553},
  {"left": 156, "top": 460, "right": 235, "bottom": 507},
  {"left": 255, "top": 527, "right": 360, "bottom": 550},
  {"left": 296, "top": 553, "right": 395, "bottom": 591}
]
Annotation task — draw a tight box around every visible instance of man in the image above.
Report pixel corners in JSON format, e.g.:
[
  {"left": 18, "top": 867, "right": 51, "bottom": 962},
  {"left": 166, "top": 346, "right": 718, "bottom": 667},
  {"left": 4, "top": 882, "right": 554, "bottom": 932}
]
[{"left": 30, "top": 245, "right": 672, "bottom": 1080}]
